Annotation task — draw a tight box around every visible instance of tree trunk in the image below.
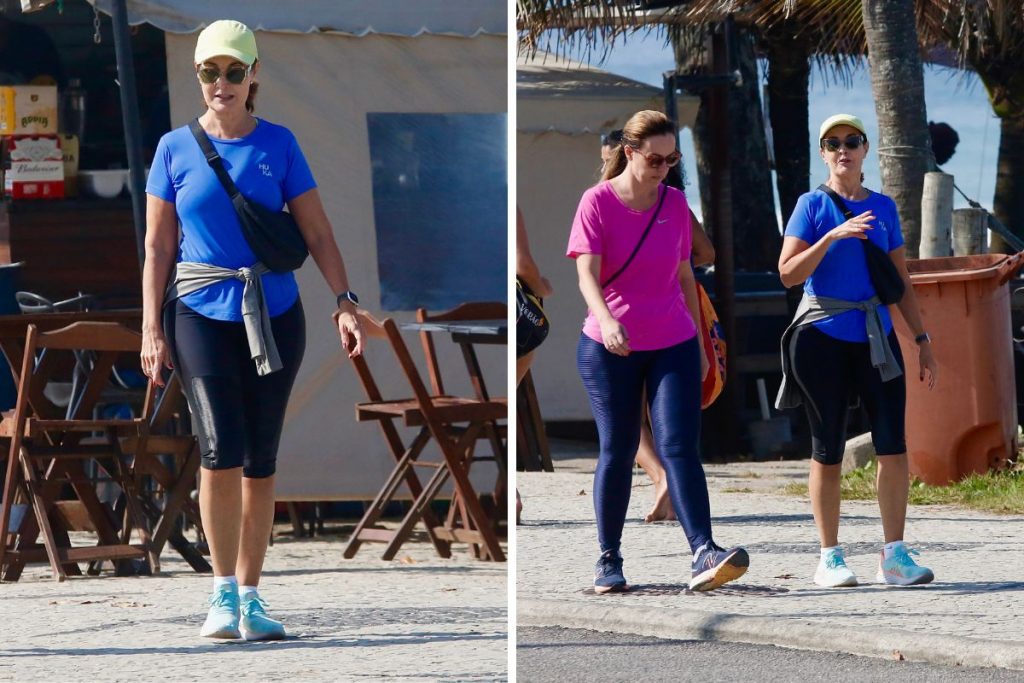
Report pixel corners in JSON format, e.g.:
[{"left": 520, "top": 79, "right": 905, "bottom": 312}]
[
  {"left": 680, "top": 26, "right": 780, "bottom": 271},
  {"left": 990, "top": 113, "right": 1024, "bottom": 254},
  {"left": 861, "top": 0, "right": 933, "bottom": 258},
  {"left": 764, "top": 33, "right": 810, "bottom": 228}
]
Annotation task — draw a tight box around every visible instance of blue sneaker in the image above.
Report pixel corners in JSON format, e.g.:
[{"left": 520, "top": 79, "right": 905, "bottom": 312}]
[
  {"left": 876, "top": 543, "right": 934, "bottom": 586},
  {"left": 593, "top": 549, "right": 628, "bottom": 594},
  {"left": 689, "top": 542, "right": 749, "bottom": 591},
  {"left": 240, "top": 590, "right": 287, "bottom": 641},
  {"left": 200, "top": 585, "right": 240, "bottom": 639},
  {"left": 814, "top": 547, "right": 858, "bottom": 587}
]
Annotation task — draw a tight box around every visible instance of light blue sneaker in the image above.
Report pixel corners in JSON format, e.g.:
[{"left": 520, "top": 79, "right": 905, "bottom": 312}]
[
  {"left": 876, "top": 543, "right": 935, "bottom": 586},
  {"left": 814, "top": 547, "right": 858, "bottom": 587},
  {"left": 240, "top": 590, "right": 287, "bottom": 641},
  {"left": 200, "top": 585, "right": 240, "bottom": 639}
]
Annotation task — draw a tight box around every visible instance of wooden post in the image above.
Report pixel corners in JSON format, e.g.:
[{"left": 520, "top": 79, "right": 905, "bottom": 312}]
[
  {"left": 920, "top": 172, "right": 953, "bottom": 258},
  {"left": 952, "top": 208, "right": 988, "bottom": 256}
]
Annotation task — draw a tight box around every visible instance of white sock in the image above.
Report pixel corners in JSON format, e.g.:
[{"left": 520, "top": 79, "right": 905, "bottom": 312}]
[
  {"left": 883, "top": 540, "right": 905, "bottom": 559},
  {"left": 820, "top": 545, "right": 841, "bottom": 558},
  {"left": 240, "top": 585, "right": 259, "bottom": 597},
  {"left": 213, "top": 575, "right": 238, "bottom": 591}
]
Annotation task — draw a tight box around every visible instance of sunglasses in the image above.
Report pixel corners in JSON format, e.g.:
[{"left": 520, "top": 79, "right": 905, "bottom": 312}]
[
  {"left": 629, "top": 146, "right": 682, "bottom": 169},
  {"left": 821, "top": 134, "right": 866, "bottom": 152},
  {"left": 197, "top": 65, "right": 251, "bottom": 85}
]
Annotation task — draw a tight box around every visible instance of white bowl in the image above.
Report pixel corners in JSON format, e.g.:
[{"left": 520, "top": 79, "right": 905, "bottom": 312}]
[{"left": 78, "top": 169, "right": 128, "bottom": 199}]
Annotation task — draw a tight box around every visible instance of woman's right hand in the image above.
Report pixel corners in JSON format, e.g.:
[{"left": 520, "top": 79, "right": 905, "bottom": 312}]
[
  {"left": 826, "top": 210, "right": 874, "bottom": 243},
  {"left": 599, "top": 316, "right": 631, "bottom": 356},
  {"left": 141, "top": 328, "right": 173, "bottom": 387}
]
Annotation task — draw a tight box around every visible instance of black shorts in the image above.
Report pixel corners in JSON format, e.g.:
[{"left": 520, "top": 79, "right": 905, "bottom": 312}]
[
  {"left": 789, "top": 324, "right": 906, "bottom": 465},
  {"left": 163, "top": 298, "right": 306, "bottom": 478}
]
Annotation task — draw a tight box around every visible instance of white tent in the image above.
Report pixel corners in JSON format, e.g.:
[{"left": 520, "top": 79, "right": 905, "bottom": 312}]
[
  {"left": 517, "top": 52, "right": 699, "bottom": 421},
  {"left": 95, "top": 2, "right": 507, "bottom": 499}
]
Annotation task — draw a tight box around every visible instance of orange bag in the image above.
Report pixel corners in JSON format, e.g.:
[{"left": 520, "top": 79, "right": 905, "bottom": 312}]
[{"left": 697, "top": 282, "right": 726, "bottom": 409}]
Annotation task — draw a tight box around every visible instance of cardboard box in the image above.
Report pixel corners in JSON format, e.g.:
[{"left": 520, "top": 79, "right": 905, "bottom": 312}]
[
  {"left": 0, "top": 85, "right": 58, "bottom": 135},
  {"left": 3, "top": 134, "right": 64, "bottom": 199}
]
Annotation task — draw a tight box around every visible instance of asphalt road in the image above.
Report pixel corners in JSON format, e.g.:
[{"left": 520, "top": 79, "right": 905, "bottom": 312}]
[{"left": 516, "top": 627, "right": 1024, "bottom": 683}]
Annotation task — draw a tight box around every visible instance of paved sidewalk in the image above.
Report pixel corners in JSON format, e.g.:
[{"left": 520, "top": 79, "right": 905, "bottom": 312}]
[
  {"left": 517, "top": 440, "right": 1024, "bottom": 671},
  {"left": 0, "top": 527, "right": 507, "bottom": 682}
]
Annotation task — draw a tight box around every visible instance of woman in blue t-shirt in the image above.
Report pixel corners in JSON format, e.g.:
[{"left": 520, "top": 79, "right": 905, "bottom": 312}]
[
  {"left": 778, "top": 114, "right": 938, "bottom": 590},
  {"left": 140, "top": 20, "right": 364, "bottom": 641}
]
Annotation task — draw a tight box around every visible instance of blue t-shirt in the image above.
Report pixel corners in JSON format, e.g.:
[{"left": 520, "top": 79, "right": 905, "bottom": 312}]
[
  {"left": 146, "top": 119, "right": 317, "bottom": 321},
  {"left": 784, "top": 188, "right": 905, "bottom": 342}
]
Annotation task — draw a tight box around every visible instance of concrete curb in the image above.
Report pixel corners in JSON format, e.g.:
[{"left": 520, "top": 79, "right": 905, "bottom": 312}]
[{"left": 518, "top": 597, "right": 1024, "bottom": 671}]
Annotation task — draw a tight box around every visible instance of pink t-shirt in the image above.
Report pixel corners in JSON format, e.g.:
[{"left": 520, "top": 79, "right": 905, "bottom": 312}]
[{"left": 566, "top": 181, "right": 697, "bottom": 351}]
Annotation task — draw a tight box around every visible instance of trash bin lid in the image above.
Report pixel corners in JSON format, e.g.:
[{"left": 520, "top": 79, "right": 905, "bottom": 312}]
[{"left": 906, "top": 253, "right": 1023, "bottom": 284}]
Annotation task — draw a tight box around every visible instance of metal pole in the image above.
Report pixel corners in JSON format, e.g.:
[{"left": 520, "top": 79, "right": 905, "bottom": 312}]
[{"left": 110, "top": 0, "right": 147, "bottom": 269}]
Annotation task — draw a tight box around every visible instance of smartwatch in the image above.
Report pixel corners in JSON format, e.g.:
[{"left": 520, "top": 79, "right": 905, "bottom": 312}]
[
  {"left": 914, "top": 332, "right": 931, "bottom": 345},
  {"left": 336, "top": 291, "right": 359, "bottom": 309}
]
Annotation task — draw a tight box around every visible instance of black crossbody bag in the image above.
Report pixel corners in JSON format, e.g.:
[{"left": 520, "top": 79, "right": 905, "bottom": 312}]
[
  {"left": 189, "top": 119, "right": 309, "bottom": 273},
  {"left": 601, "top": 185, "right": 667, "bottom": 288},
  {"left": 818, "top": 184, "right": 905, "bottom": 305}
]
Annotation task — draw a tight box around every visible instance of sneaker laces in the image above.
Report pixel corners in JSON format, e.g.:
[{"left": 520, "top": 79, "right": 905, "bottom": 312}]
[
  {"left": 823, "top": 550, "right": 847, "bottom": 570},
  {"left": 242, "top": 595, "right": 270, "bottom": 617},
  {"left": 596, "top": 551, "right": 623, "bottom": 577},
  {"left": 892, "top": 546, "right": 921, "bottom": 567},
  {"left": 208, "top": 589, "right": 239, "bottom": 611}
]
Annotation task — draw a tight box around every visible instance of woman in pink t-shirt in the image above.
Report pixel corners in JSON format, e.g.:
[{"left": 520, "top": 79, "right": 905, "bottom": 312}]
[{"left": 567, "top": 110, "right": 749, "bottom": 593}]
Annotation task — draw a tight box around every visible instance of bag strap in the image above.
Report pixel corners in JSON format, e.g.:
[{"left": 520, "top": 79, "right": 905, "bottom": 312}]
[
  {"left": 601, "top": 185, "right": 667, "bottom": 288},
  {"left": 817, "top": 183, "right": 854, "bottom": 220},
  {"left": 188, "top": 118, "right": 241, "bottom": 201}
]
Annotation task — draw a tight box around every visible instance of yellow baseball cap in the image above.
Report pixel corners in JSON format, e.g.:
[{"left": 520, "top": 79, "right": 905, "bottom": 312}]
[
  {"left": 194, "top": 20, "right": 258, "bottom": 65},
  {"left": 819, "top": 113, "right": 867, "bottom": 141}
]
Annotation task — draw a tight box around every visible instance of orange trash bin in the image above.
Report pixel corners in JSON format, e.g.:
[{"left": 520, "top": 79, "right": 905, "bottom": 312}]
[{"left": 893, "top": 252, "right": 1023, "bottom": 485}]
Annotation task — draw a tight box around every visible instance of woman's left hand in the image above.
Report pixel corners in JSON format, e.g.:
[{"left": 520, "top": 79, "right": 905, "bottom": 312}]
[
  {"left": 919, "top": 342, "right": 937, "bottom": 390},
  {"left": 337, "top": 310, "right": 365, "bottom": 357}
]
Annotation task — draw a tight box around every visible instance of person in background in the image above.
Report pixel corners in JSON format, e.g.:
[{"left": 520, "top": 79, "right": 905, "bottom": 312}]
[
  {"left": 515, "top": 206, "right": 553, "bottom": 523},
  {"left": 778, "top": 113, "right": 937, "bottom": 588},
  {"left": 571, "top": 110, "right": 748, "bottom": 594},
  {"left": 142, "top": 20, "right": 364, "bottom": 640}
]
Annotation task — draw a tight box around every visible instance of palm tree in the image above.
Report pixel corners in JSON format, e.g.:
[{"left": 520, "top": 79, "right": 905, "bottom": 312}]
[{"left": 861, "top": 0, "right": 933, "bottom": 258}]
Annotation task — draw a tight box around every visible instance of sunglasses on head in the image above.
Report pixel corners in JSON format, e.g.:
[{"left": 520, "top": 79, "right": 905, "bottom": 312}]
[
  {"left": 197, "top": 64, "right": 250, "bottom": 85},
  {"left": 629, "top": 145, "right": 682, "bottom": 169},
  {"left": 821, "top": 134, "right": 866, "bottom": 152}
]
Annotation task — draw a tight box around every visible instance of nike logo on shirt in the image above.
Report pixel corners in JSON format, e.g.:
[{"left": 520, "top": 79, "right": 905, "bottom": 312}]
[{"left": 657, "top": 218, "right": 669, "bottom": 224}]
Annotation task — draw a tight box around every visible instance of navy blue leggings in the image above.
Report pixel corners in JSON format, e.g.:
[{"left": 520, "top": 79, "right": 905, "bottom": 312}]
[{"left": 577, "top": 334, "right": 711, "bottom": 554}]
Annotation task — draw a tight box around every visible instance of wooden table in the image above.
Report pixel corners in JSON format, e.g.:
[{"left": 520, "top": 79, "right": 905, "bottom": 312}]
[{"left": 0, "top": 310, "right": 209, "bottom": 577}]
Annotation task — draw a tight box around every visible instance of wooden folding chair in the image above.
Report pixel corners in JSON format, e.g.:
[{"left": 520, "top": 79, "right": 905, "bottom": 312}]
[
  {"left": 416, "top": 303, "right": 508, "bottom": 546},
  {"left": 0, "top": 322, "right": 152, "bottom": 581},
  {"left": 343, "top": 310, "right": 506, "bottom": 561}
]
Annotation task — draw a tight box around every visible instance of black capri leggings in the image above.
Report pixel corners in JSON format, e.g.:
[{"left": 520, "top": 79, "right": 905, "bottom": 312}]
[
  {"left": 163, "top": 298, "right": 306, "bottom": 478},
  {"left": 790, "top": 324, "right": 906, "bottom": 465}
]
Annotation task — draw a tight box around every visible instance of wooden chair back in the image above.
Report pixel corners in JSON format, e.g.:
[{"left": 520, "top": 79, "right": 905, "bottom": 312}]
[{"left": 415, "top": 302, "right": 506, "bottom": 395}]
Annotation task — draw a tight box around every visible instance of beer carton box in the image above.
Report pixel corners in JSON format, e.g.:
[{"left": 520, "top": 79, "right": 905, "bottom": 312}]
[
  {"left": 0, "top": 85, "right": 58, "bottom": 135},
  {"left": 3, "top": 134, "right": 64, "bottom": 199}
]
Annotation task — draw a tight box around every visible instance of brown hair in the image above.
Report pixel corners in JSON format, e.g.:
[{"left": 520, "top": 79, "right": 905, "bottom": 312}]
[
  {"left": 600, "top": 110, "right": 677, "bottom": 181},
  {"left": 245, "top": 80, "right": 259, "bottom": 113}
]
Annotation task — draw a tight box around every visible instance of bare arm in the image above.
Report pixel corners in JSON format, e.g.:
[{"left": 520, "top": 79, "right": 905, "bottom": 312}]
[
  {"left": 778, "top": 209, "right": 876, "bottom": 287},
  {"left": 576, "top": 254, "right": 629, "bottom": 355},
  {"left": 516, "top": 207, "right": 553, "bottom": 297},
  {"left": 140, "top": 195, "right": 179, "bottom": 386},
  {"left": 689, "top": 209, "right": 715, "bottom": 267},
  {"left": 889, "top": 246, "right": 937, "bottom": 389},
  {"left": 288, "top": 187, "right": 363, "bottom": 356}
]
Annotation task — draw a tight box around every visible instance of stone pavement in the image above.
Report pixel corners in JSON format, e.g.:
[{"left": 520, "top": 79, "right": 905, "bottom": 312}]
[
  {"left": 0, "top": 527, "right": 507, "bottom": 682},
  {"left": 517, "top": 440, "right": 1024, "bottom": 671}
]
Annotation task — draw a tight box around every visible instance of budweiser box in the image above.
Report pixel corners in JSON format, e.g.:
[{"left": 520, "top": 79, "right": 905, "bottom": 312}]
[
  {"left": 3, "top": 134, "right": 64, "bottom": 199},
  {"left": 0, "top": 85, "right": 58, "bottom": 135}
]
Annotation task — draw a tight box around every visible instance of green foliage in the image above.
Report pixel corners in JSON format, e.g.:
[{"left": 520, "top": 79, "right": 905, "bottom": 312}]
[{"left": 783, "top": 459, "right": 1024, "bottom": 515}]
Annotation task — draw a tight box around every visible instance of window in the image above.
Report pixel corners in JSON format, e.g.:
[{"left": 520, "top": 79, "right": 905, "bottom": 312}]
[{"left": 367, "top": 113, "right": 507, "bottom": 311}]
